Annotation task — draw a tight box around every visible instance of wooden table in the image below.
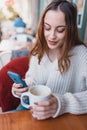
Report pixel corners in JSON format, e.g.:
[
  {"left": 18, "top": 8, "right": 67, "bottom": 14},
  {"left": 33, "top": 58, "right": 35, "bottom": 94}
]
[{"left": 0, "top": 110, "right": 87, "bottom": 130}]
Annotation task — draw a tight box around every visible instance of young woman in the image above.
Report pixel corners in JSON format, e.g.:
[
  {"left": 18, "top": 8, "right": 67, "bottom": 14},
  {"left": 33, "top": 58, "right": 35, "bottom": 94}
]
[{"left": 12, "top": 0, "right": 87, "bottom": 120}]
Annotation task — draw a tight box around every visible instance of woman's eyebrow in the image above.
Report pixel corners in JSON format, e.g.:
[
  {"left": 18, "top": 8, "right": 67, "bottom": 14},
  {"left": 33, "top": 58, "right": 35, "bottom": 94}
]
[
  {"left": 44, "top": 22, "right": 66, "bottom": 28},
  {"left": 56, "top": 25, "right": 67, "bottom": 28},
  {"left": 44, "top": 22, "right": 50, "bottom": 26}
]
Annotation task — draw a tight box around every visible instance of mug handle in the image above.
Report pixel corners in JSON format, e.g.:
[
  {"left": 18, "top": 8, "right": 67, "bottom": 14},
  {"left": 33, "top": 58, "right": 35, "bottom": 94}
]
[{"left": 21, "top": 92, "right": 31, "bottom": 108}]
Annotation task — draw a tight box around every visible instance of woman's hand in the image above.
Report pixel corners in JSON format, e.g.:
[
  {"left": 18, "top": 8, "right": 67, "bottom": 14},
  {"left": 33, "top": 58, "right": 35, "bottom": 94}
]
[
  {"left": 12, "top": 83, "right": 28, "bottom": 97},
  {"left": 31, "top": 95, "right": 58, "bottom": 120}
]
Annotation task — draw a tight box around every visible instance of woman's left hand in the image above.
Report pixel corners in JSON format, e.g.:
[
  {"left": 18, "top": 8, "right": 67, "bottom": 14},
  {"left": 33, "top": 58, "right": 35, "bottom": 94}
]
[{"left": 30, "top": 95, "right": 58, "bottom": 120}]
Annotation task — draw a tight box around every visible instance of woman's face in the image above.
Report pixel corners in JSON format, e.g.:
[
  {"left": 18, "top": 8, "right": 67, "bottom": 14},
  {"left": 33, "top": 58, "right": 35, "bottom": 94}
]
[{"left": 44, "top": 9, "right": 67, "bottom": 51}]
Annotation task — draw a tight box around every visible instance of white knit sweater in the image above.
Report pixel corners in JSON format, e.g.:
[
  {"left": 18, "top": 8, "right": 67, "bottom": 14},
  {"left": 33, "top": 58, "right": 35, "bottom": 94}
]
[{"left": 12, "top": 45, "right": 87, "bottom": 117}]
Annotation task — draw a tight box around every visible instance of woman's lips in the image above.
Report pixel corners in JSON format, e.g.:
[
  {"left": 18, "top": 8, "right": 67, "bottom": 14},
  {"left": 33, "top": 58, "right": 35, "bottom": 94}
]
[{"left": 48, "top": 40, "right": 57, "bottom": 45}]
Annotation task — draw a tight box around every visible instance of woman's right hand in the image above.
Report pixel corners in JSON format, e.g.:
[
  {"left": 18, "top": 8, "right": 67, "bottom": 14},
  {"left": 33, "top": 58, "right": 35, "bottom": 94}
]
[{"left": 12, "top": 83, "right": 29, "bottom": 97}]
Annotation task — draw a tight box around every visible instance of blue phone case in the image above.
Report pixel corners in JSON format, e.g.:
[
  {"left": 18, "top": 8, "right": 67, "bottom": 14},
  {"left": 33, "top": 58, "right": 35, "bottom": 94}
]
[{"left": 7, "top": 71, "right": 28, "bottom": 88}]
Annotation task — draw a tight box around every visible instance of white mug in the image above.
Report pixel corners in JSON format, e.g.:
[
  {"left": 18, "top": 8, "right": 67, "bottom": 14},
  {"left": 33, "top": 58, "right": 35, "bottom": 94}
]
[{"left": 21, "top": 85, "right": 51, "bottom": 108}]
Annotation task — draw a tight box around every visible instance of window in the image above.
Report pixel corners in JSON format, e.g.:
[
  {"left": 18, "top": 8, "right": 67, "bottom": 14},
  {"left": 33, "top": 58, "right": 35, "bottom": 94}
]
[{"left": 73, "top": 0, "right": 86, "bottom": 28}]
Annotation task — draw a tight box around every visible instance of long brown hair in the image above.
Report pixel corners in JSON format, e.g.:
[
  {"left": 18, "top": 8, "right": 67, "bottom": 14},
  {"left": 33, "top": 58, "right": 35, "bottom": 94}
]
[{"left": 30, "top": 0, "right": 84, "bottom": 73}]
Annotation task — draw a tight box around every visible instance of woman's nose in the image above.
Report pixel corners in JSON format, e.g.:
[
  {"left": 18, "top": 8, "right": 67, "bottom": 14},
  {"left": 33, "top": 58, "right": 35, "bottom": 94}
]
[{"left": 50, "top": 30, "right": 56, "bottom": 39}]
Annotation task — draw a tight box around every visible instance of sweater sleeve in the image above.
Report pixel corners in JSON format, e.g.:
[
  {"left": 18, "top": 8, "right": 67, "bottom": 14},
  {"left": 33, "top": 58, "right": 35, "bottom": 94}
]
[
  {"left": 53, "top": 90, "right": 87, "bottom": 117},
  {"left": 11, "top": 87, "right": 20, "bottom": 98}
]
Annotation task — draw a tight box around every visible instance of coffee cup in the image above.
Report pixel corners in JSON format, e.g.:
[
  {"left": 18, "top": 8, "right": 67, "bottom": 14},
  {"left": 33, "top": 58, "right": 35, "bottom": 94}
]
[{"left": 21, "top": 85, "right": 51, "bottom": 108}]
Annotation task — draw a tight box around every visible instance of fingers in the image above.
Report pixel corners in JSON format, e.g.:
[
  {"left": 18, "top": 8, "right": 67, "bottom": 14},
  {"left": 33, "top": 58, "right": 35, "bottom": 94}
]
[
  {"left": 32, "top": 111, "right": 54, "bottom": 120},
  {"left": 31, "top": 96, "right": 58, "bottom": 120},
  {"left": 32, "top": 106, "right": 56, "bottom": 116},
  {"left": 34, "top": 95, "right": 57, "bottom": 106},
  {"left": 12, "top": 83, "right": 28, "bottom": 96},
  {"left": 32, "top": 106, "right": 56, "bottom": 120}
]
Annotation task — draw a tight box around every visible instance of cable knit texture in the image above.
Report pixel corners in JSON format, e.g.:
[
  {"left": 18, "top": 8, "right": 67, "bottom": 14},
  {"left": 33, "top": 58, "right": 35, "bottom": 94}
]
[{"left": 13, "top": 45, "right": 87, "bottom": 117}]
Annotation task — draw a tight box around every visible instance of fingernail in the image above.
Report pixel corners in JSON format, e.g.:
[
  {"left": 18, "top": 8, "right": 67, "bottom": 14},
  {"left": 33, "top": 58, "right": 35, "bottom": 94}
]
[
  {"left": 34, "top": 102, "right": 38, "bottom": 105},
  {"left": 29, "top": 106, "right": 33, "bottom": 110},
  {"left": 32, "top": 114, "right": 37, "bottom": 118}
]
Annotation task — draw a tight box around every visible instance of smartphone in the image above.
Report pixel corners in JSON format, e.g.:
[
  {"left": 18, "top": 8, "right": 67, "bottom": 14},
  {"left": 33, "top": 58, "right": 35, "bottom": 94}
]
[{"left": 7, "top": 71, "right": 28, "bottom": 88}]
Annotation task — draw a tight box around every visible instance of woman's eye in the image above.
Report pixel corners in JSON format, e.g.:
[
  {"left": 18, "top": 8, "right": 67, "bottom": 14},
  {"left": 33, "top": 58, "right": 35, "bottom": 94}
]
[
  {"left": 57, "top": 27, "right": 66, "bottom": 33},
  {"left": 44, "top": 25, "right": 50, "bottom": 31}
]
